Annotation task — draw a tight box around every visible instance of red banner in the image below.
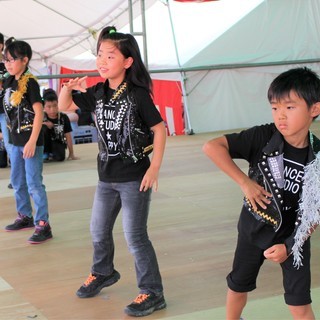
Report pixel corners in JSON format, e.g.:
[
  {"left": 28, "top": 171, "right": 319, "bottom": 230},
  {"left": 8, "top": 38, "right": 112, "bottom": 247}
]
[{"left": 152, "top": 79, "right": 184, "bottom": 135}]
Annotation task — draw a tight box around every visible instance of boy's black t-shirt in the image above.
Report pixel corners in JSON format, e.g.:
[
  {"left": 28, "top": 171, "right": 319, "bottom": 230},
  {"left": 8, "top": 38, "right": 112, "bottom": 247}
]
[
  {"left": 278, "top": 141, "right": 308, "bottom": 240},
  {"left": 72, "top": 83, "right": 163, "bottom": 183},
  {"left": 226, "top": 123, "right": 308, "bottom": 249},
  {"left": 44, "top": 112, "right": 72, "bottom": 136},
  {"left": 282, "top": 141, "right": 308, "bottom": 211}
]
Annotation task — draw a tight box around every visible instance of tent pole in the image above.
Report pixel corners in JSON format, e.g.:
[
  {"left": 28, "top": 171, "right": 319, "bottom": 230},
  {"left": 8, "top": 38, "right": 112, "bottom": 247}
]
[
  {"left": 140, "top": 0, "right": 148, "bottom": 69},
  {"left": 128, "top": 0, "right": 134, "bottom": 33},
  {"left": 128, "top": 0, "right": 148, "bottom": 69},
  {"left": 166, "top": 0, "right": 193, "bottom": 135}
]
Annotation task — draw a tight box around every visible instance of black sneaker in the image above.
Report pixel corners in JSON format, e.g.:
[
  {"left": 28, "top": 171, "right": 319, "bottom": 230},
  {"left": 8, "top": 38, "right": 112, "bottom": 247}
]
[
  {"left": 76, "top": 270, "right": 120, "bottom": 298},
  {"left": 124, "top": 293, "right": 166, "bottom": 317},
  {"left": 28, "top": 221, "right": 53, "bottom": 244},
  {"left": 5, "top": 213, "right": 34, "bottom": 231}
]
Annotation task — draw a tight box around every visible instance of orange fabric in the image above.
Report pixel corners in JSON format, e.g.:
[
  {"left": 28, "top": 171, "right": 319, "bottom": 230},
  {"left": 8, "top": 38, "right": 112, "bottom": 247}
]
[
  {"left": 133, "top": 294, "right": 149, "bottom": 304},
  {"left": 83, "top": 273, "right": 96, "bottom": 287}
]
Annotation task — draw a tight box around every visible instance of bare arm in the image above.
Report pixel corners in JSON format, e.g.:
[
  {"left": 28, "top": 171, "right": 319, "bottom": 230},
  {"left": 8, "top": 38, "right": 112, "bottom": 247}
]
[
  {"left": 58, "top": 77, "right": 87, "bottom": 112},
  {"left": 65, "top": 132, "right": 79, "bottom": 160},
  {"left": 203, "top": 136, "right": 249, "bottom": 186},
  {"left": 23, "top": 102, "right": 43, "bottom": 158},
  {"left": 203, "top": 136, "right": 271, "bottom": 211},
  {"left": 43, "top": 120, "right": 54, "bottom": 129},
  {"left": 140, "top": 121, "right": 166, "bottom": 192}
]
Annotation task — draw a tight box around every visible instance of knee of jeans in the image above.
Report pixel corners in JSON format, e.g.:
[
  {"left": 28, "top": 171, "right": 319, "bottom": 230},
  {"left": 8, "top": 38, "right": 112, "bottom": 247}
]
[
  {"left": 92, "top": 233, "right": 109, "bottom": 243},
  {"left": 28, "top": 184, "right": 45, "bottom": 195},
  {"left": 91, "top": 226, "right": 112, "bottom": 243},
  {"left": 125, "top": 231, "right": 150, "bottom": 253}
]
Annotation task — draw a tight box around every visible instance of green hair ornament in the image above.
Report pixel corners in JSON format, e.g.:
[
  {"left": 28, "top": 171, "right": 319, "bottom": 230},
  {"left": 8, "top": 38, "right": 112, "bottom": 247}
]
[{"left": 109, "top": 29, "right": 116, "bottom": 34}]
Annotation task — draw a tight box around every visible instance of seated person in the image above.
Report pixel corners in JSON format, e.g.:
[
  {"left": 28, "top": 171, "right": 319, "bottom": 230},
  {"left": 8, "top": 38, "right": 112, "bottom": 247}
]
[{"left": 42, "top": 88, "right": 79, "bottom": 161}]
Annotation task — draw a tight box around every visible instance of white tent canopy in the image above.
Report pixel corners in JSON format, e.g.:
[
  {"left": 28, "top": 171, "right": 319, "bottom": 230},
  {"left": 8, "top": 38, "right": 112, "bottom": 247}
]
[
  {"left": 1, "top": 0, "right": 148, "bottom": 73},
  {"left": 1, "top": 0, "right": 262, "bottom": 72},
  {"left": 1, "top": 0, "right": 320, "bottom": 133}
]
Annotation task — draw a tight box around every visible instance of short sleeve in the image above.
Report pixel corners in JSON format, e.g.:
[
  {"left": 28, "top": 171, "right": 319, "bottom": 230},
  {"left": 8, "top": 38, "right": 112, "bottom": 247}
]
[
  {"left": 62, "top": 113, "right": 72, "bottom": 133},
  {"left": 26, "top": 78, "right": 42, "bottom": 106},
  {"left": 72, "top": 85, "right": 99, "bottom": 113},
  {"left": 225, "top": 124, "right": 275, "bottom": 163},
  {"left": 133, "top": 87, "right": 163, "bottom": 128}
]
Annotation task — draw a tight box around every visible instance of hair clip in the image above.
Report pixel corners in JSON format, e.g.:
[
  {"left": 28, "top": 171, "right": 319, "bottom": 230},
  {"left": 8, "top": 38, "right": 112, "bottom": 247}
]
[{"left": 109, "top": 29, "right": 116, "bottom": 34}]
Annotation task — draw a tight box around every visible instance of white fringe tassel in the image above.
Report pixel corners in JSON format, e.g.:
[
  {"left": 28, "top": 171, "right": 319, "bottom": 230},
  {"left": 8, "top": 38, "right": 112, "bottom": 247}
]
[{"left": 292, "top": 153, "right": 320, "bottom": 268}]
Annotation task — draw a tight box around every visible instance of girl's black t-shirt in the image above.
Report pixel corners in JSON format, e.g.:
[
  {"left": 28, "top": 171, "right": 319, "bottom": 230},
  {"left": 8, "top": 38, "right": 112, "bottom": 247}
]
[
  {"left": 4, "top": 75, "right": 43, "bottom": 146},
  {"left": 72, "top": 83, "right": 163, "bottom": 182}
]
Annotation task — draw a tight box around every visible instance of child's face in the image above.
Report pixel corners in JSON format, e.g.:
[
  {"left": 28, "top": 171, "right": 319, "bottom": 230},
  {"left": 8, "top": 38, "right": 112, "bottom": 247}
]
[
  {"left": 270, "top": 90, "right": 320, "bottom": 146},
  {"left": 3, "top": 53, "right": 28, "bottom": 79},
  {"left": 44, "top": 100, "right": 59, "bottom": 119},
  {"left": 96, "top": 40, "right": 133, "bottom": 87}
]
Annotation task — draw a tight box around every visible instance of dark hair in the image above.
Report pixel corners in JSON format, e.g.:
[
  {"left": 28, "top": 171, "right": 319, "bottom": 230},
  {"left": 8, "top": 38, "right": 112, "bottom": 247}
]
[
  {"left": 43, "top": 88, "right": 58, "bottom": 103},
  {"left": 0, "top": 33, "right": 3, "bottom": 45},
  {"left": 268, "top": 67, "right": 320, "bottom": 109},
  {"left": 97, "top": 26, "right": 152, "bottom": 94},
  {"left": 5, "top": 37, "right": 15, "bottom": 47},
  {"left": 4, "top": 39, "right": 32, "bottom": 64}
]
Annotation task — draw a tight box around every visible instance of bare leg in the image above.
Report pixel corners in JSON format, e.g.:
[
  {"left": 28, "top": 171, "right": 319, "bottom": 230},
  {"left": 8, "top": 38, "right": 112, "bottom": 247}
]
[
  {"left": 288, "top": 304, "right": 315, "bottom": 320},
  {"left": 226, "top": 288, "right": 247, "bottom": 320}
]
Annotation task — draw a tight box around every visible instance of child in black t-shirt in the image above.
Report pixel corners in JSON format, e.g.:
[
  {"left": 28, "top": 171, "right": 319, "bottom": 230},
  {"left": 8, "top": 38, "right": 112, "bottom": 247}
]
[
  {"left": 2, "top": 39, "right": 52, "bottom": 244},
  {"left": 203, "top": 67, "right": 320, "bottom": 319},
  {"left": 42, "top": 88, "right": 78, "bottom": 161},
  {"left": 58, "top": 26, "right": 166, "bottom": 317}
]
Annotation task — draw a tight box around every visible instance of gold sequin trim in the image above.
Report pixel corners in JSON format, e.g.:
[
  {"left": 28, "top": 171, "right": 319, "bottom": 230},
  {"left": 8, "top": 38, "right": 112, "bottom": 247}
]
[
  {"left": 19, "top": 124, "right": 33, "bottom": 130},
  {"left": 10, "top": 73, "right": 37, "bottom": 107},
  {"left": 111, "top": 82, "right": 127, "bottom": 102},
  {"left": 245, "top": 197, "right": 277, "bottom": 226}
]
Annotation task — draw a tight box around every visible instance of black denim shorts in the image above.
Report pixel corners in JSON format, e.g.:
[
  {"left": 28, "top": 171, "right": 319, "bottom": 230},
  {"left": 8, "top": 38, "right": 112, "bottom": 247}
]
[{"left": 226, "top": 235, "right": 311, "bottom": 306}]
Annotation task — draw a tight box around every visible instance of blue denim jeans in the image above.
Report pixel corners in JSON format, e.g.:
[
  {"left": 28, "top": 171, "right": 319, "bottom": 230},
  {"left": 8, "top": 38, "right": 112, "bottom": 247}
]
[
  {"left": 90, "top": 180, "right": 163, "bottom": 295},
  {"left": 10, "top": 145, "right": 49, "bottom": 224},
  {"left": 0, "top": 113, "right": 12, "bottom": 158}
]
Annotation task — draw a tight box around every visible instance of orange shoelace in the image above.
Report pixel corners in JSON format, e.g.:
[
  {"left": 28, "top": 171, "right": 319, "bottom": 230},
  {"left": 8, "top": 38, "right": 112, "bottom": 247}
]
[
  {"left": 133, "top": 294, "right": 150, "bottom": 304},
  {"left": 84, "top": 274, "right": 96, "bottom": 286}
]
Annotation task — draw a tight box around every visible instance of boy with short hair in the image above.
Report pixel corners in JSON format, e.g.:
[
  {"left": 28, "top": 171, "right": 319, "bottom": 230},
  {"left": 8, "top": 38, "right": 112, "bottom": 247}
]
[
  {"left": 42, "top": 88, "right": 78, "bottom": 161},
  {"left": 203, "top": 67, "right": 320, "bottom": 319}
]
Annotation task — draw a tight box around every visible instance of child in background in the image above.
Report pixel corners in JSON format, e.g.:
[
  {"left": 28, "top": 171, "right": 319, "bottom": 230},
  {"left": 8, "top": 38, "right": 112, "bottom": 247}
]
[
  {"left": 59, "top": 26, "right": 166, "bottom": 317},
  {"left": 0, "top": 33, "right": 13, "bottom": 174},
  {"left": 2, "top": 38, "right": 52, "bottom": 244},
  {"left": 42, "top": 88, "right": 78, "bottom": 161},
  {"left": 203, "top": 67, "right": 320, "bottom": 319}
]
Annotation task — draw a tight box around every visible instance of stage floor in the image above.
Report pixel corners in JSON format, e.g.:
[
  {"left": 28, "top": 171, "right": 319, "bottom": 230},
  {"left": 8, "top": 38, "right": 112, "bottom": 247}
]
[{"left": 0, "top": 127, "right": 319, "bottom": 319}]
